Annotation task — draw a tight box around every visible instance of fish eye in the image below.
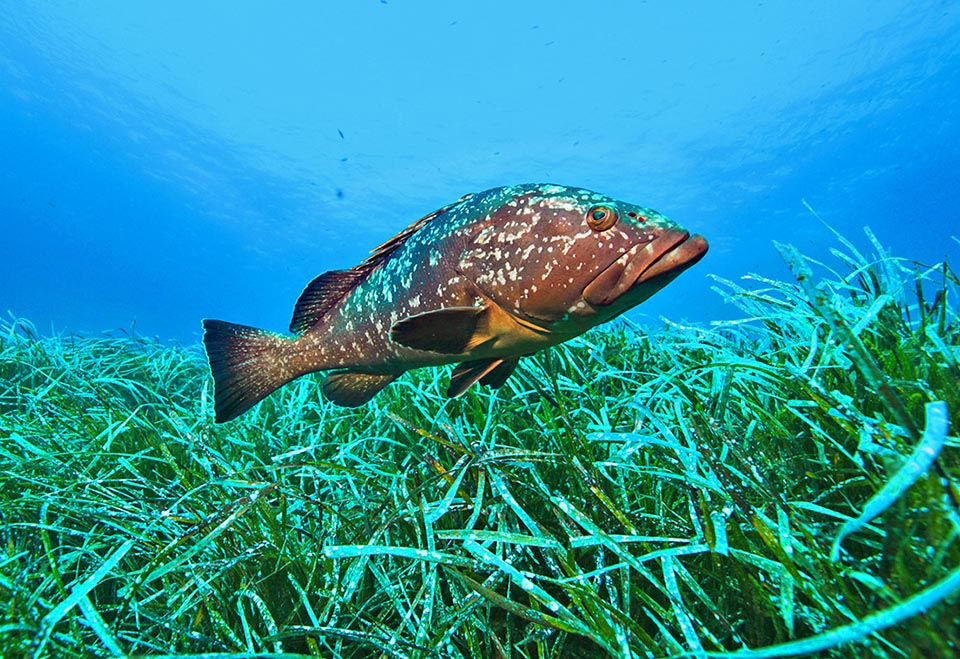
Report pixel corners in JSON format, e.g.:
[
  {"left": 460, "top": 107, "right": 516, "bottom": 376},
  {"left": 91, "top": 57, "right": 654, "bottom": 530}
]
[{"left": 586, "top": 205, "right": 618, "bottom": 231}]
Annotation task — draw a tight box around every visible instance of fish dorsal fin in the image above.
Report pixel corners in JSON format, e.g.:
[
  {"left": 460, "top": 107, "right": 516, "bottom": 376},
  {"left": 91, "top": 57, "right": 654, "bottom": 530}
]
[
  {"left": 390, "top": 306, "right": 494, "bottom": 354},
  {"left": 290, "top": 269, "right": 366, "bottom": 334},
  {"left": 290, "top": 193, "right": 475, "bottom": 333},
  {"left": 447, "top": 357, "right": 519, "bottom": 398},
  {"left": 359, "top": 193, "right": 474, "bottom": 271},
  {"left": 322, "top": 371, "right": 397, "bottom": 407}
]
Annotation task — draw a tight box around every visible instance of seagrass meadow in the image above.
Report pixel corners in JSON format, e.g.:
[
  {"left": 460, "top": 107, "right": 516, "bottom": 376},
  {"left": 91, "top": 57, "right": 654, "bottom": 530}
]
[{"left": 2, "top": 229, "right": 959, "bottom": 659}]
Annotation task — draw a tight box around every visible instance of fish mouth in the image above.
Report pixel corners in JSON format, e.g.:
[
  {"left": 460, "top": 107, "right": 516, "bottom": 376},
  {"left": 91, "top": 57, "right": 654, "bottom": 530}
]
[{"left": 583, "top": 230, "right": 709, "bottom": 307}]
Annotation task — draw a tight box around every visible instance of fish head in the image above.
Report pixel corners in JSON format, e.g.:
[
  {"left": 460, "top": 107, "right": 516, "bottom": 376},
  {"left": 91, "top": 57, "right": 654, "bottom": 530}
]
[{"left": 458, "top": 184, "right": 708, "bottom": 332}]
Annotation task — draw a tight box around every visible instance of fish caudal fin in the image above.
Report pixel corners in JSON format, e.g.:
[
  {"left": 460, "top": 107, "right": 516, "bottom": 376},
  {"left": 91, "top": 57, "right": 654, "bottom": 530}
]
[{"left": 202, "top": 319, "right": 298, "bottom": 423}]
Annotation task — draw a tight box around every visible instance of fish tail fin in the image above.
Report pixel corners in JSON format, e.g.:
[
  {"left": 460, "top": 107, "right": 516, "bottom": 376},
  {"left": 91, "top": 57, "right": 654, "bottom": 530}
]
[{"left": 201, "top": 319, "right": 299, "bottom": 423}]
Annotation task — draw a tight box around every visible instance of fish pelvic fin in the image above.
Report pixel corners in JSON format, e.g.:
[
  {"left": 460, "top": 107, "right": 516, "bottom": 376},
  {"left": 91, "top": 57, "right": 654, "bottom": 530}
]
[
  {"left": 447, "top": 357, "right": 519, "bottom": 398},
  {"left": 479, "top": 356, "right": 519, "bottom": 389},
  {"left": 322, "top": 371, "right": 397, "bottom": 407},
  {"left": 202, "top": 319, "right": 298, "bottom": 423}
]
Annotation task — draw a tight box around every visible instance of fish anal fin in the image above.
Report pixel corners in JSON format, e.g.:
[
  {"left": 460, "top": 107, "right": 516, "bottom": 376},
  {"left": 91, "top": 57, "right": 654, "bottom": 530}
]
[
  {"left": 448, "top": 359, "right": 505, "bottom": 398},
  {"left": 390, "top": 306, "right": 493, "bottom": 354},
  {"left": 322, "top": 371, "right": 397, "bottom": 407},
  {"left": 290, "top": 269, "right": 365, "bottom": 334}
]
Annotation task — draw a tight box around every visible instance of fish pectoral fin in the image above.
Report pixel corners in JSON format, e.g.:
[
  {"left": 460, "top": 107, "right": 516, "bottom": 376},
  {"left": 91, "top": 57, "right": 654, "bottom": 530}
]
[
  {"left": 447, "top": 358, "right": 506, "bottom": 398},
  {"left": 390, "top": 306, "right": 495, "bottom": 354},
  {"left": 290, "top": 269, "right": 366, "bottom": 334},
  {"left": 321, "top": 371, "right": 397, "bottom": 407}
]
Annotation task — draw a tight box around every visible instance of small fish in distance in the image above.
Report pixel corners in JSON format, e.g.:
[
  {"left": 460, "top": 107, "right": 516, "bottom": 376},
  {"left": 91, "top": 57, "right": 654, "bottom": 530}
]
[{"left": 202, "top": 183, "right": 708, "bottom": 422}]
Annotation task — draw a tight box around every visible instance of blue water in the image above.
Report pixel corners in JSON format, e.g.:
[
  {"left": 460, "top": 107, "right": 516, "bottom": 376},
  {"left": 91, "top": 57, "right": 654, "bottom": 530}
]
[{"left": 2, "top": 1, "right": 958, "bottom": 345}]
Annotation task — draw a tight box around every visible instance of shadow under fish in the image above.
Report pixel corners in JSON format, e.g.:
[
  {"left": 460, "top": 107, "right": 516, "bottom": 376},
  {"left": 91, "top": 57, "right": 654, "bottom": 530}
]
[{"left": 202, "top": 183, "right": 708, "bottom": 422}]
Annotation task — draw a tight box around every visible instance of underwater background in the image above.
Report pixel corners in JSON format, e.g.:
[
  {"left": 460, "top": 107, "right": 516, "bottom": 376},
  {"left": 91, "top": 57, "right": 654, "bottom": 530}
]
[
  {"left": 2, "top": 2, "right": 960, "bottom": 658},
  {"left": 1, "top": 0, "right": 958, "bottom": 342}
]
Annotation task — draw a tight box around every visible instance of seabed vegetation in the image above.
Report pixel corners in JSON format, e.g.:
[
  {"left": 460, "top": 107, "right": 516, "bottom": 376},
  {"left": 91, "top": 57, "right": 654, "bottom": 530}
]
[{"left": 1, "top": 228, "right": 959, "bottom": 659}]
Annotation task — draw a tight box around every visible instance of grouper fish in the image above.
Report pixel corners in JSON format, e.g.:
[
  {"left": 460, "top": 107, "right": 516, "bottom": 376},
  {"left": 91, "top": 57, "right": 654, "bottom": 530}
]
[{"left": 202, "top": 184, "right": 708, "bottom": 422}]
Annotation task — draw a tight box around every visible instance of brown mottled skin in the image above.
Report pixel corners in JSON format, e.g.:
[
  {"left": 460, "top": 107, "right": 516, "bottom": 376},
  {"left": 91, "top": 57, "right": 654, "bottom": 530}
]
[{"left": 202, "top": 184, "right": 708, "bottom": 422}]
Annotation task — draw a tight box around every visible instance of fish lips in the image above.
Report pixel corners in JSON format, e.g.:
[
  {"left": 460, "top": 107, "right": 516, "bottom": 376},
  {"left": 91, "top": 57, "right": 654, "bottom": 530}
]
[{"left": 582, "top": 230, "right": 708, "bottom": 307}]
